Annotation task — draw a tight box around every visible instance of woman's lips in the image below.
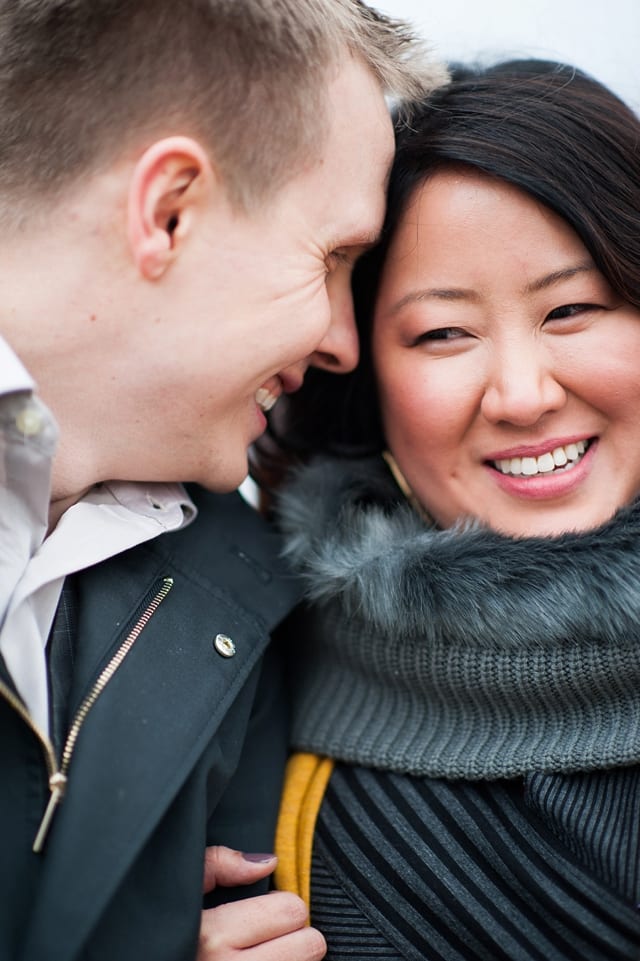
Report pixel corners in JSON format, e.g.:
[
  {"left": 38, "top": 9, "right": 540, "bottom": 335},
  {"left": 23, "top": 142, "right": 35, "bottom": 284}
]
[
  {"left": 486, "top": 437, "right": 597, "bottom": 500},
  {"left": 490, "top": 438, "right": 592, "bottom": 478}
]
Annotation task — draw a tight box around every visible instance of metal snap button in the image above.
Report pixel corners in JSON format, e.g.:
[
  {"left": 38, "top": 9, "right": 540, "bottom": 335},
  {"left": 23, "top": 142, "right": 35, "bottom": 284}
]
[
  {"left": 15, "top": 405, "right": 43, "bottom": 436},
  {"left": 214, "top": 633, "right": 236, "bottom": 658}
]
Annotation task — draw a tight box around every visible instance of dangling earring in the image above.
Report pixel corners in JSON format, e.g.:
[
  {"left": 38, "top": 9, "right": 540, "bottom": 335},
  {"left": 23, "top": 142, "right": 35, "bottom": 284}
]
[{"left": 382, "top": 451, "right": 433, "bottom": 524}]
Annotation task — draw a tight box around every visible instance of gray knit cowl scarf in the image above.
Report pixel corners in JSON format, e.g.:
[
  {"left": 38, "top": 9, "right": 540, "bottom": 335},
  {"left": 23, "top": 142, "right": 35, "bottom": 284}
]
[{"left": 276, "top": 455, "right": 640, "bottom": 781}]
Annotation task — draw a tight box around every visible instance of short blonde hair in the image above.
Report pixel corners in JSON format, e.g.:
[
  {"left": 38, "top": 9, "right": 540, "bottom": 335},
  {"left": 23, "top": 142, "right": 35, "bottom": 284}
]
[{"left": 0, "top": 0, "right": 446, "bottom": 217}]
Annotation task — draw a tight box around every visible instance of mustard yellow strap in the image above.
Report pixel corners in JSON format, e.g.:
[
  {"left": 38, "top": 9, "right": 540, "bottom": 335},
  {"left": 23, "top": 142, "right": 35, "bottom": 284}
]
[{"left": 274, "top": 752, "right": 334, "bottom": 911}]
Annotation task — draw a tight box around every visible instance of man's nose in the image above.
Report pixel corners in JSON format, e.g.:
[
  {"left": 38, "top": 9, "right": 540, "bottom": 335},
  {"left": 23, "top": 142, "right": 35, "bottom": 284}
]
[{"left": 310, "top": 275, "right": 360, "bottom": 374}]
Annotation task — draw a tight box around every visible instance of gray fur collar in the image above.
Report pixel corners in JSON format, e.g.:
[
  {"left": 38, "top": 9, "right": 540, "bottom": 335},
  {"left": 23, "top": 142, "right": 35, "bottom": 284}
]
[
  {"left": 277, "top": 455, "right": 640, "bottom": 648},
  {"left": 276, "top": 456, "right": 640, "bottom": 777}
]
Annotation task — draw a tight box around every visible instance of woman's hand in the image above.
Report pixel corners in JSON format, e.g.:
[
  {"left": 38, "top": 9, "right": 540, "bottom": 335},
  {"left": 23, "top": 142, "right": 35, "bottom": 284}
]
[{"left": 198, "top": 846, "right": 327, "bottom": 961}]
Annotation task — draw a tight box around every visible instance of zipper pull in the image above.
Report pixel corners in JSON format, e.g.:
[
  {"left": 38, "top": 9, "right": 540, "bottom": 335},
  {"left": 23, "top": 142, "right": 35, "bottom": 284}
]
[{"left": 32, "top": 771, "right": 67, "bottom": 853}]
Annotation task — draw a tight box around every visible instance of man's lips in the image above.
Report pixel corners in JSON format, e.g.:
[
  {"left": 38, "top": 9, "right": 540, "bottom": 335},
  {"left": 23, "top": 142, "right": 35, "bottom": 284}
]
[
  {"left": 255, "top": 367, "right": 307, "bottom": 413},
  {"left": 255, "top": 386, "right": 279, "bottom": 412}
]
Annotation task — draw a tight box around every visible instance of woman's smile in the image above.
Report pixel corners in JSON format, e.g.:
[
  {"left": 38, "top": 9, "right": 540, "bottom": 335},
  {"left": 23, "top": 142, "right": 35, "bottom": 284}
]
[
  {"left": 487, "top": 437, "right": 597, "bottom": 503},
  {"left": 489, "top": 437, "right": 592, "bottom": 477}
]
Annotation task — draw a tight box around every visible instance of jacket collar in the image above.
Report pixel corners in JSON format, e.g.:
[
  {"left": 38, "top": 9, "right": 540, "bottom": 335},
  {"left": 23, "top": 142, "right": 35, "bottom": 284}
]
[{"left": 23, "top": 488, "right": 299, "bottom": 961}]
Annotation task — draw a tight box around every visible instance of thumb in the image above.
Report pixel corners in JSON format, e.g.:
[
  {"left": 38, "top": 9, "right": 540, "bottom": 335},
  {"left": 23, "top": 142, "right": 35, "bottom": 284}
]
[{"left": 202, "top": 846, "right": 277, "bottom": 894}]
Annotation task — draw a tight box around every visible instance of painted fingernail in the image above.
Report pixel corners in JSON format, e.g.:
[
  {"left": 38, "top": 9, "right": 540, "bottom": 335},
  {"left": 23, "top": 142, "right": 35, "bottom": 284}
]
[{"left": 242, "top": 852, "right": 276, "bottom": 862}]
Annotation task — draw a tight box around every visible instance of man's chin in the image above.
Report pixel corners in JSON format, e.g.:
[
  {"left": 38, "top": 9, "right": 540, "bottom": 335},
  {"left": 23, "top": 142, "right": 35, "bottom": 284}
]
[{"left": 196, "top": 459, "right": 251, "bottom": 497}]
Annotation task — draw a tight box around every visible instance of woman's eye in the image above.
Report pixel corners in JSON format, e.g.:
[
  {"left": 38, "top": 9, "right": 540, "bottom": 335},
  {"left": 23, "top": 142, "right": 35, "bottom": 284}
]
[
  {"left": 546, "top": 302, "right": 598, "bottom": 321},
  {"left": 413, "top": 326, "right": 466, "bottom": 345}
]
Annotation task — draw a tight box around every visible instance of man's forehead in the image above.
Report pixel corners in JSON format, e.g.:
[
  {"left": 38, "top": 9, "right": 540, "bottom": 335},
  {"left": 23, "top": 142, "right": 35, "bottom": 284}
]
[
  {"left": 329, "top": 151, "right": 393, "bottom": 252},
  {"left": 320, "top": 60, "right": 395, "bottom": 215}
]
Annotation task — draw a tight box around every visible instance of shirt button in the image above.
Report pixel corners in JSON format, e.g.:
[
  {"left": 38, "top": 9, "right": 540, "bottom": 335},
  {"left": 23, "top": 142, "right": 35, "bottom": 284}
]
[
  {"left": 15, "top": 404, "right": 43, "bottom": 436},
  {"left": 214, "top": 633, "right": 236, "bottom": 658}
]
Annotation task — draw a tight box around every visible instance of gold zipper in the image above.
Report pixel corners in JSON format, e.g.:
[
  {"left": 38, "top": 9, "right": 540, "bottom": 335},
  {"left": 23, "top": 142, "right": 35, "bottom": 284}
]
[{"left": 0, "top": 577, "right": 173, "bottom": 853}]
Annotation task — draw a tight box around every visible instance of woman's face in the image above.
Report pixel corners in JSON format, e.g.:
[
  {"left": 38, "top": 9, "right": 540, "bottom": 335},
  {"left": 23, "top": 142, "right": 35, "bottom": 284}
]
[{"left": 373, "top": 168, "right": 640, "bottom": 536}]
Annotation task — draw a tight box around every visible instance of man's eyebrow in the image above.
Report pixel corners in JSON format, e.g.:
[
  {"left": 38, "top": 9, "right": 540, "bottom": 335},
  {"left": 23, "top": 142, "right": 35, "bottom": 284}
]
[
  {"left": 330, "top": 227, "right": 383, "bottom": 252},
  {"left": 359, "top": 228, "right": 384, "bottom": 247},
  {"left": 524, "top": 261, "right": 595, "bottom": 293}
]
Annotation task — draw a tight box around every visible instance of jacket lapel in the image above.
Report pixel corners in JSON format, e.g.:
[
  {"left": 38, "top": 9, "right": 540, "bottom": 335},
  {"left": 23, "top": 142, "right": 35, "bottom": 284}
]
[{"left": 22, "top": 489, "right": 300, "bottom": 961}]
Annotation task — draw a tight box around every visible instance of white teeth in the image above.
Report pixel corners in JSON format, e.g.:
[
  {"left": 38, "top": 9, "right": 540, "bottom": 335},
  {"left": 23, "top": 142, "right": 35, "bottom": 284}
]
[
  {"left": 552, "top": 446, "right": 568, "bottom": 467},
  {"left": 255, "top": 387, "right": 278, "bottom": 412},
  {"left": 565, "top": 442, "right": 579, "bottom": 461},
  {"left": 537, "top": 452, "right": 555, "bottom": 473},
  {"left": 495, "top": 440, "right": 590, "bottom": 477}
]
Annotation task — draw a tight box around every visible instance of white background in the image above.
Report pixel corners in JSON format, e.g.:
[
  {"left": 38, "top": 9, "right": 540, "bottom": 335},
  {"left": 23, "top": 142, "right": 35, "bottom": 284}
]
[{"left": 374, "top": 0, "right": 640, "bottom": 111}]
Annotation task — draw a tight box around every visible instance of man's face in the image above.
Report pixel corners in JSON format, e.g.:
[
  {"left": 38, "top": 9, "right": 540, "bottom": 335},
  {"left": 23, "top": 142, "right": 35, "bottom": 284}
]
[{"left": 136, "top": 58, "right": 394, "bottom": 491}]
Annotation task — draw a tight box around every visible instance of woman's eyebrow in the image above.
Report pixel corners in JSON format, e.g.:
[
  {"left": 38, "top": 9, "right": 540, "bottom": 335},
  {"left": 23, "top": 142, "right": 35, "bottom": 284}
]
[
  {"left": 524, "top": 261, "right": 594, "bottom": 293},
  {"left": 385, "top": 262, "right": 597, "bottom": 317},
  {"left": 387, "top": 285, "right": 479, "bottom": 316}
]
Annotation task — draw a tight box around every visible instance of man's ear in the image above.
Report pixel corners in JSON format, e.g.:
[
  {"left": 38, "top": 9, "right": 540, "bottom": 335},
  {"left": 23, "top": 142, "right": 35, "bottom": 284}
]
[{"left": 127, "top": 136, "right": 214, "bottom": 280}]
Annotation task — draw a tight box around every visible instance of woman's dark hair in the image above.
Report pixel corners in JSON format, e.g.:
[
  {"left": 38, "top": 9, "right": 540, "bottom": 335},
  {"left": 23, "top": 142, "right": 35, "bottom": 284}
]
[{"left": 258, "top": 58, "right": 640, "bottom": 484}]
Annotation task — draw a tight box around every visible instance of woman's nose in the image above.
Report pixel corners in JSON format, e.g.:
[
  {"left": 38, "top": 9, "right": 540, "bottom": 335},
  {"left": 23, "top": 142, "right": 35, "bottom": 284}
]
[{"left": 480, "top": 337, "right": 567, "bottom": 426}]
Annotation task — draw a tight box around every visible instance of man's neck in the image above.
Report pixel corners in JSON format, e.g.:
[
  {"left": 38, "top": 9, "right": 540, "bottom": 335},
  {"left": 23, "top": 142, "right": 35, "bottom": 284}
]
[{"left": 48, "top": 488, "right": 91, "bottom": 533}]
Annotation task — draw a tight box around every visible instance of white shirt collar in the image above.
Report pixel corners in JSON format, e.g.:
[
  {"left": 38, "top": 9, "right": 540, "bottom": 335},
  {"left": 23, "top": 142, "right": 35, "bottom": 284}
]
[
  {"left": 0, "top": 334, "right": 35, "bottom": 394},
  {"left": 0, "top": 334, "right": 197, "bottom": 735}
]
